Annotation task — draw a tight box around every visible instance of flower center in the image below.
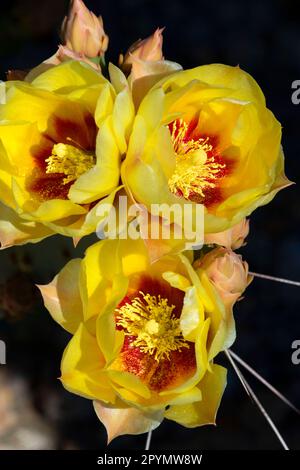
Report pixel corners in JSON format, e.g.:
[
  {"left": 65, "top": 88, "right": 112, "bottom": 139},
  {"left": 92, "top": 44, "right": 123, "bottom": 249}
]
[
  {"left": 168, "top": 119, "right": 226, "bottom": 201},
  {"left": 45, "top": 143, "right": 95, "bottom": 185},
  {"left": 116, "top": 291, "right": 189, "bottom": 362}
]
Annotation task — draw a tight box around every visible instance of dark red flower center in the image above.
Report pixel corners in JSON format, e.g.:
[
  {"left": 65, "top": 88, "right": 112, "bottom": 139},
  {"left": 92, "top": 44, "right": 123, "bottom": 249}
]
[
  {"left": 168, "top": 118, "right": 232, "bottom": 208},
  {"left": 26, "top": 113, "right": 97, "bottom": 201},
  {"left": 115, "top": 276, "right": 197, "bottom": 393}
]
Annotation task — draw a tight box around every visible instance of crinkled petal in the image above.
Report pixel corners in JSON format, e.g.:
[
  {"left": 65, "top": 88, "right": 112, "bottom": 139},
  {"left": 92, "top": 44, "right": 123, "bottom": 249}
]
[
  {"left": 38, "top": 259, "right": 83, "bottom": 333},
  {"left": 93, "top": 401, "right": 163, "bottom": 442}
]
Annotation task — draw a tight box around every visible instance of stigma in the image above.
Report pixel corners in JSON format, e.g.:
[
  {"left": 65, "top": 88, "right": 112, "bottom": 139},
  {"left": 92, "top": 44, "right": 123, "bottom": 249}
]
[
  {"left": 45, "top": 143, "right": 95, "bottom": 185},
  {"left": 116, "top": 291, "right": 189, "bottom": 362},
  {"left": 168, "top": 119, "right": 226, "bottom": 202}
]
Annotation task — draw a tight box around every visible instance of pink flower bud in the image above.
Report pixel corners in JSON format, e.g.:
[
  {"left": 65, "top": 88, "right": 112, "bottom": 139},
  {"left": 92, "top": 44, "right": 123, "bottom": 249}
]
[
  {"left": 61, "top": 0, "right": 109, "bottom": 57},
  {"left": 124, "top": 28, "right": 164, "bottom": 65},
  {"left": 195, "top": 247, "right": 252, "bottom": 309},
  {"left": 120, "top": 28, "right": 165, "bottom": 81},
  {"left": 204, "top": 219, "right": 250, "bottom": 250}
]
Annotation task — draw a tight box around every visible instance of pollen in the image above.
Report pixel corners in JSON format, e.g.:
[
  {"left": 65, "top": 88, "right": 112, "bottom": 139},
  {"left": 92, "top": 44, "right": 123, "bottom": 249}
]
[
  {"left": 168, "top": 119, "right": 226, "bottom": 201},
  {"left": 45, "top": 143, "right": 95, "bottom": 185},
  {"left": 116, "top": 291, "right": 189, "bottom": 362}
]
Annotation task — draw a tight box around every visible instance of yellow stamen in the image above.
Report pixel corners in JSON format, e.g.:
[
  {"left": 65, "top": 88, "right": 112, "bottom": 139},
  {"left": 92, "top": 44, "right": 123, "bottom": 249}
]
[
  {"left": 116, "top": 291, "right": 189, "bottom": 362},
  {"left": 45, "top": 143, "right": 95, "bottom": 185},
  {"left": 168, "top": 119, "right": 225, "bottom": 200}
]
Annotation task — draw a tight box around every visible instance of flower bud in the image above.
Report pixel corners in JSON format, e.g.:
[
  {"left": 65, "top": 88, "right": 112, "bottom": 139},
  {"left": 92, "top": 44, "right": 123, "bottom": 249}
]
[
  {"left": 195, "top": 247, "right": 252, "bottom": 308},
  {"left": 123, "top": 28, "right": 164, "bottom": 66},
  {"left": 204, "top": 219, "right": 250, "bottom": 250},
  {"left": 120, "top": 28, "right": 165, "bottom": 80},
  {"left": 61, "top": 0, "right": 109, "bottom": 57}
]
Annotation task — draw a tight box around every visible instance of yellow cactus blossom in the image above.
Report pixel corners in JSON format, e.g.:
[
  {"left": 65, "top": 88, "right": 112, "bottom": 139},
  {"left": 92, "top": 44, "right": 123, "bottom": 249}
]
[
  {"left": 0, "top": 60, "right": 135, "bottom": 247},
  {"left": 38, "top": 238, "right": 237, "bottom": 440},
  {"left": 122, "top": 64, "right": 292, "bottom": 236}
]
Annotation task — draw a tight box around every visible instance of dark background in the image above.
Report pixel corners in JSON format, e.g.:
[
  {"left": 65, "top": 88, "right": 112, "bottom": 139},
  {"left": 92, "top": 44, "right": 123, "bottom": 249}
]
[{"left": 0, "top": 0, "right": 299, "bottom": 450}]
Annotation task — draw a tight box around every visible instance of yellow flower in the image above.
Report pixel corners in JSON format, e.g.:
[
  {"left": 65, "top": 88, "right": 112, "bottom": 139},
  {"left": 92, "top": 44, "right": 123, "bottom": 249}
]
[
  {"left": 122, "top": 64, "right": 291, "bottom": 237},
  {"left": 39, "top": 238, "right": 236, "bottom": 440},
  {"left": 0, "top": 60, "right": 135, "bottom": 247}
]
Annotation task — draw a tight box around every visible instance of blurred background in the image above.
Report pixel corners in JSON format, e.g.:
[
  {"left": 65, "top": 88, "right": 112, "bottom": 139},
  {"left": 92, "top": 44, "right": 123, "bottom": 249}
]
[{"left": 0, "top": 0, "right": 299, "bottom": 450}]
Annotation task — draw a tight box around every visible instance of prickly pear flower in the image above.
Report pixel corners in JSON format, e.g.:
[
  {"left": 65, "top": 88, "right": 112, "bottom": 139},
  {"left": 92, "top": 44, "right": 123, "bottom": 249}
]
[
  {"left": 38, "top": 238, "right": 236, "bottom": 440},
  {"left": 0, "top": 61, "right": 135, "bottom": 247},
  {"left": 122, "top": 64, "right": 292, "bottom": 244}
]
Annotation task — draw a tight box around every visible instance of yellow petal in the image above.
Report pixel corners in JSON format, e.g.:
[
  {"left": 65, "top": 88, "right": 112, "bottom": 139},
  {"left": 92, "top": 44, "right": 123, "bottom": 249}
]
[
  {"left": 108, "top": 370, "right": 151, "bottom": 400},
  {"left": 77, "top": 186, "right": 121, "bottom": 236},
  {"left": 1, "top": 83, "right": 71, "bottom": 133},
  {"left": 118, "top": 238, "right": 149, "bottom": 277},
  {"left": 38, "top": 259, "right": 83, "bottom": 334},
  {"left": 109, "top": 63, "right": 128, "bottom": 93},
  {"left": 93, "top": 401, "right": 163, "bottom": 442},
  {"left": 68, "top": 116, "right": 120, "bottom": 204},
  {"left": 61, "top": 323, "right": 115, "bottom": 403},
  {"left": 80, "top": 239, "right": 126, "bottom": 321},
  {"left": 31, "top": 60, "right": 106, "bottom": 93},
  {"left": 162, "top": 271, "right": 191, "bottom": 291},
  {"left": 198, "top": 270, "right": 236, "bottom": 360},
  {"left": 95, "top": 83, "right": 116, "bottom": 127},
  {"left": 180, "top": 286, "right": 204, "bottom": 341},
  {"left": 12, "top": 178, "right": 87, "bottom": 222},
  {"left": 164, "top": 363, "right": 227, "bottom": 427},
  {"left": 160, "top": 318, "right": 210, "bottom": 396},
  {"left": 44, "top": 187, "right": 121, "bottom": 238},
  {"left": 166, "top": 386, "right": 202, "bottom": 406},
  {"left": 138, "top": 87, "right": 165, "bottom": 133},
  {"left": 159, "top": 64, "right": 266, "bottom": 104},
  {"left": 112, "top": 88, "right": 135, "bottom": 154},
  {"left": 96, "top": 298, "right": 127, "bottom": 364},
  {"left": 0, "top": 202, "right": 53, "bottom": 248},
  {"left": 1, "top": 82, "right": 96, "bottom": 149},
  {"left": 0, "top": 121, "right": 38, "bottom": 178},
  {"left": 67, "top": 84, "right": 105, "bottom": 115}
]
